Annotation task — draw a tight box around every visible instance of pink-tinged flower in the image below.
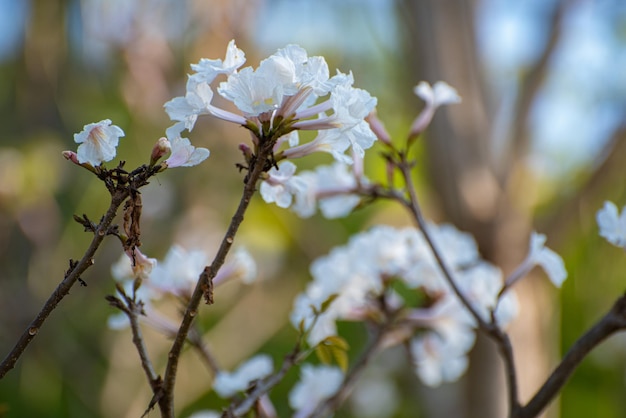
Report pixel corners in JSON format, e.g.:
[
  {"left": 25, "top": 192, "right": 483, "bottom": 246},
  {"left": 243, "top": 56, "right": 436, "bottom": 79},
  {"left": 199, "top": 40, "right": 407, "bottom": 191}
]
[
  {"left": 73, "top": 119, "right": 125, "bottom": 166},
  {"left": 289, "top": 365, "right": 343, "bottom": 418},
  {"left": 213, "top": 355, "right": 273, "bottom": 398},
  {"left": 597, "top": 201, "right": 626, "bottom": 248},
  {"left": 125, "top": 247, "right": 157, "bottom": 281},
  {"left": 409, "top": 81, "right": 461, "bottom": 138},
  {"left": 163, "top": 136, "right": 210, "bottom": 168}
]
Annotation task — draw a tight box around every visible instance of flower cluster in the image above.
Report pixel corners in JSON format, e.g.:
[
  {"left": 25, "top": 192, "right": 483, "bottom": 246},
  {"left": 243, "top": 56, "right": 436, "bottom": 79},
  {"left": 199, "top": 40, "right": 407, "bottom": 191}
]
[
  {"left": 165, "top": 41, "right": 377, "bottom": 159},
  {"left": 291, "top": 223, "right": 566, "bottom": 387},
  {"left": 163, "top": 40, "right": 379, "bottom": 221}
]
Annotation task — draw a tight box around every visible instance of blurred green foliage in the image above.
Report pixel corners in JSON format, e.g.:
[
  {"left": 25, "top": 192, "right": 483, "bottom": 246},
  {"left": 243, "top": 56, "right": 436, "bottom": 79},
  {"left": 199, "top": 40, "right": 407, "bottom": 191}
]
[{"left": 0, "top": 1, "right": 625, "bottom": 418}]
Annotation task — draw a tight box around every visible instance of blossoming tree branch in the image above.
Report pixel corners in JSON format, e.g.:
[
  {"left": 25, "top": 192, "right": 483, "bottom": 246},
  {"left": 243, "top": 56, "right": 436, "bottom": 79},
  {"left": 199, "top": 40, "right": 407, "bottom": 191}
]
[{"left": 2, "top": 40, "right": 626, "bottom": 418}]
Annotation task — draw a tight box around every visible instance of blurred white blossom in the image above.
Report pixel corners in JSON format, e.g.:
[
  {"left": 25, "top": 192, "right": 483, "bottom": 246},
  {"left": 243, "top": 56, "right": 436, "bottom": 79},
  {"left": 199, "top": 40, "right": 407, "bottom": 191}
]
[
  {"left": 597, "top": 201, "right": 626, "bottom": 248},
  {"left": 410, "top": 81, "right": 461, "bottom": 137},
  {"left": 290, "top": 223, "right": 519, "bottom": 386},
  {"left": 289, "top": 364, "right": 343, "bottom": 418},
  {"left": 213, "top": 354, "right": 273, "bottom": 398}
]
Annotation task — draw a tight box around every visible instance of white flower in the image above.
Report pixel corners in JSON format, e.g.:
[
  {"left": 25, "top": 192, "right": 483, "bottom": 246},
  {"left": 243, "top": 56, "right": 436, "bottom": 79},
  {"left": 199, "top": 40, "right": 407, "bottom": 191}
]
[
  {"left": 163, "top": 135, "right": 210, "bottom": 168},
  {"left": 213, "top": 355, "right": 273, "bottom": 398},
  {"left": 190, "top": 39, "right": 246, "bottom": 84},
  {"left": 289, "top": 364, "right": 343, "bottom": 418},
  {"left": 260, "top": 161, "right": 309, "bottom": 208},
  {"left": 528, "top": 232, "right": 567, "bottom": 287},
  {"left": 414, "top": 81, "right": 462, "bottom": 107},
  {"left": 262, "top": 161, "right": 364, "bottom": 219},
  {"left": 74, "top": 119, "right": 124, "bottom": 166},
  {"left": 410, "top": 81, "right": 461, "bottom": 137},
  {"left": 148, "top": 245, "right": 209, "bottom": 298},
  {"left": 410, "top": 331, "right": 469, "bottom": 387},
  {"left": 597, "top": 201, "right": 626, "bottom": 248}
]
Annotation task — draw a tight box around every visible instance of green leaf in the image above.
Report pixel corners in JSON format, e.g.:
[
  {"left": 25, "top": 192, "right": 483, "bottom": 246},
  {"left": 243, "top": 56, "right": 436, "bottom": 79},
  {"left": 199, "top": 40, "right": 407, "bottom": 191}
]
[
  {"left": 319, "top": 293, "right": 339, "bottom": 314},
  {"left": 331, "top": 346, "right": 349, "bottom": 372},
  {"left": 315, "top": 344, "right": 332, "bottom": 365}
]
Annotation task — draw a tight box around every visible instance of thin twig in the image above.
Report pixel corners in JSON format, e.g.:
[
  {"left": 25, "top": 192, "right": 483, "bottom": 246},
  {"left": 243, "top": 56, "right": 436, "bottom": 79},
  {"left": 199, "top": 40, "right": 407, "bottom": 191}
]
[
  {"left": 0, "top": 190, "right": 129, "bottom": 378},
  {"left": 158, "top": 142, "right": 275, "bottom": 417},
  {"left": 396, "top": 156, "right": 521, "bottom": 413}
]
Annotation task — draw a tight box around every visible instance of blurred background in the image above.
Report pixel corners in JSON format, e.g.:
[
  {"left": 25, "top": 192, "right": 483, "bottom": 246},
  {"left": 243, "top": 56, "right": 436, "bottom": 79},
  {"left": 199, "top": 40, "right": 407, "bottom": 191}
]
[{"left": 0, "top": 0, "right": 625, "bottom": 417}]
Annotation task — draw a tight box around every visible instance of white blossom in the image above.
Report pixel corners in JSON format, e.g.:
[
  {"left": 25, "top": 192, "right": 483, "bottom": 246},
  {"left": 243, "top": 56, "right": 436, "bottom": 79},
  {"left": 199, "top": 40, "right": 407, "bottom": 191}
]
[
  {"left": 165, "top": 40, "right": 377, "bottom": 164},
  {"left": 410, "top": 81, "right": 461, "bottom": 137},
  {"left": 414, "top": 81, "right": 462, "bottom": 107},
  {"left": 190, "top": 39, "right": 246, "bottom": 84},
  {"left": 410, "top": 331, "right": 469, "bottom": 387},
  {"left": 74, "top": 119, "right": 124, "bottom": 166},
  {"left": 290, "top": 223, "right": 519, "bottom": 387},
  {"left": 597, "top": 201, "right": 626, "bottom": 248},
  {"left": 289, "top": 364, "right": 343, "bottom": 418},
  {"left": 213, "top": 355, "right": 273, "bottom": 398},
  {"left": 163, "top": 135, "right": 210, "bottom": 168},
  {"left": 528, "top": 232, "right": 567, "bottom": 287}
]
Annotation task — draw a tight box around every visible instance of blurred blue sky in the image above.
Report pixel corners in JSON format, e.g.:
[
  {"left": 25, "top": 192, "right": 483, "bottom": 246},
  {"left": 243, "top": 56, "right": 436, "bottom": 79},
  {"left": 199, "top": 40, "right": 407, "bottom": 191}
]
[{"left": 0, "top": 0, "right": 624, "bottom": 177}]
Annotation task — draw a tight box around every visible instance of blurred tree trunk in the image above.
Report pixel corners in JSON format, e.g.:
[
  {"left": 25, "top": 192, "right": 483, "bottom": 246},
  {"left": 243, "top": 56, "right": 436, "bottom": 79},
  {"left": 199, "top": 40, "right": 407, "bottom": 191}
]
[{"left": 397, "top": 1, "right": 568, "bottom": 417}]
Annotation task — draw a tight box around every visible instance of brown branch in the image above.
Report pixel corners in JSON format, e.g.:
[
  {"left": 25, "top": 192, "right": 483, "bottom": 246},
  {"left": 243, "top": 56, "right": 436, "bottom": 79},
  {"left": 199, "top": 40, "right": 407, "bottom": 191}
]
[
  {"left": 157, "top": 141, "right": 275, "bottom": 417},
  {"left": 105, "top": 293, "right": 163, "bottom": 418},
  {"left": 517, "top": 293, "right": 626, "bottom": 418},
  {"left": 0, "top": 189, "right": 129, "bottom": 378}
]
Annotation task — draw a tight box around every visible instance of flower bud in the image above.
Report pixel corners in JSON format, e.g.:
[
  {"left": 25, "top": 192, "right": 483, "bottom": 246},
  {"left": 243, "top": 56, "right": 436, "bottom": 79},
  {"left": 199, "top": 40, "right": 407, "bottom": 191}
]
[
  {"left": 150, "top": 137, "right": 171, "bottom": 166},
  {"left": 62, "top": 150, "right": 96, "bottom": 173}
]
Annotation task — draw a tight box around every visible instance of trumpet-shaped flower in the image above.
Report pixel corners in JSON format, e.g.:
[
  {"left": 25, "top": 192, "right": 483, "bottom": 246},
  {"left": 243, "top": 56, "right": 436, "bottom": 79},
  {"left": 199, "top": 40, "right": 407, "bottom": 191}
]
[
  {"left": 414, "top": 81, "right": 462, "bottom": 108},
  {"left": 163, "top": 135, "right": 210, "bottom": 168},
  {"left": 409, "top": 81, "right": 461, "bottom": 137},
  {"left": 74, "top": 119, "right": 124, "bottom": 166}
]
